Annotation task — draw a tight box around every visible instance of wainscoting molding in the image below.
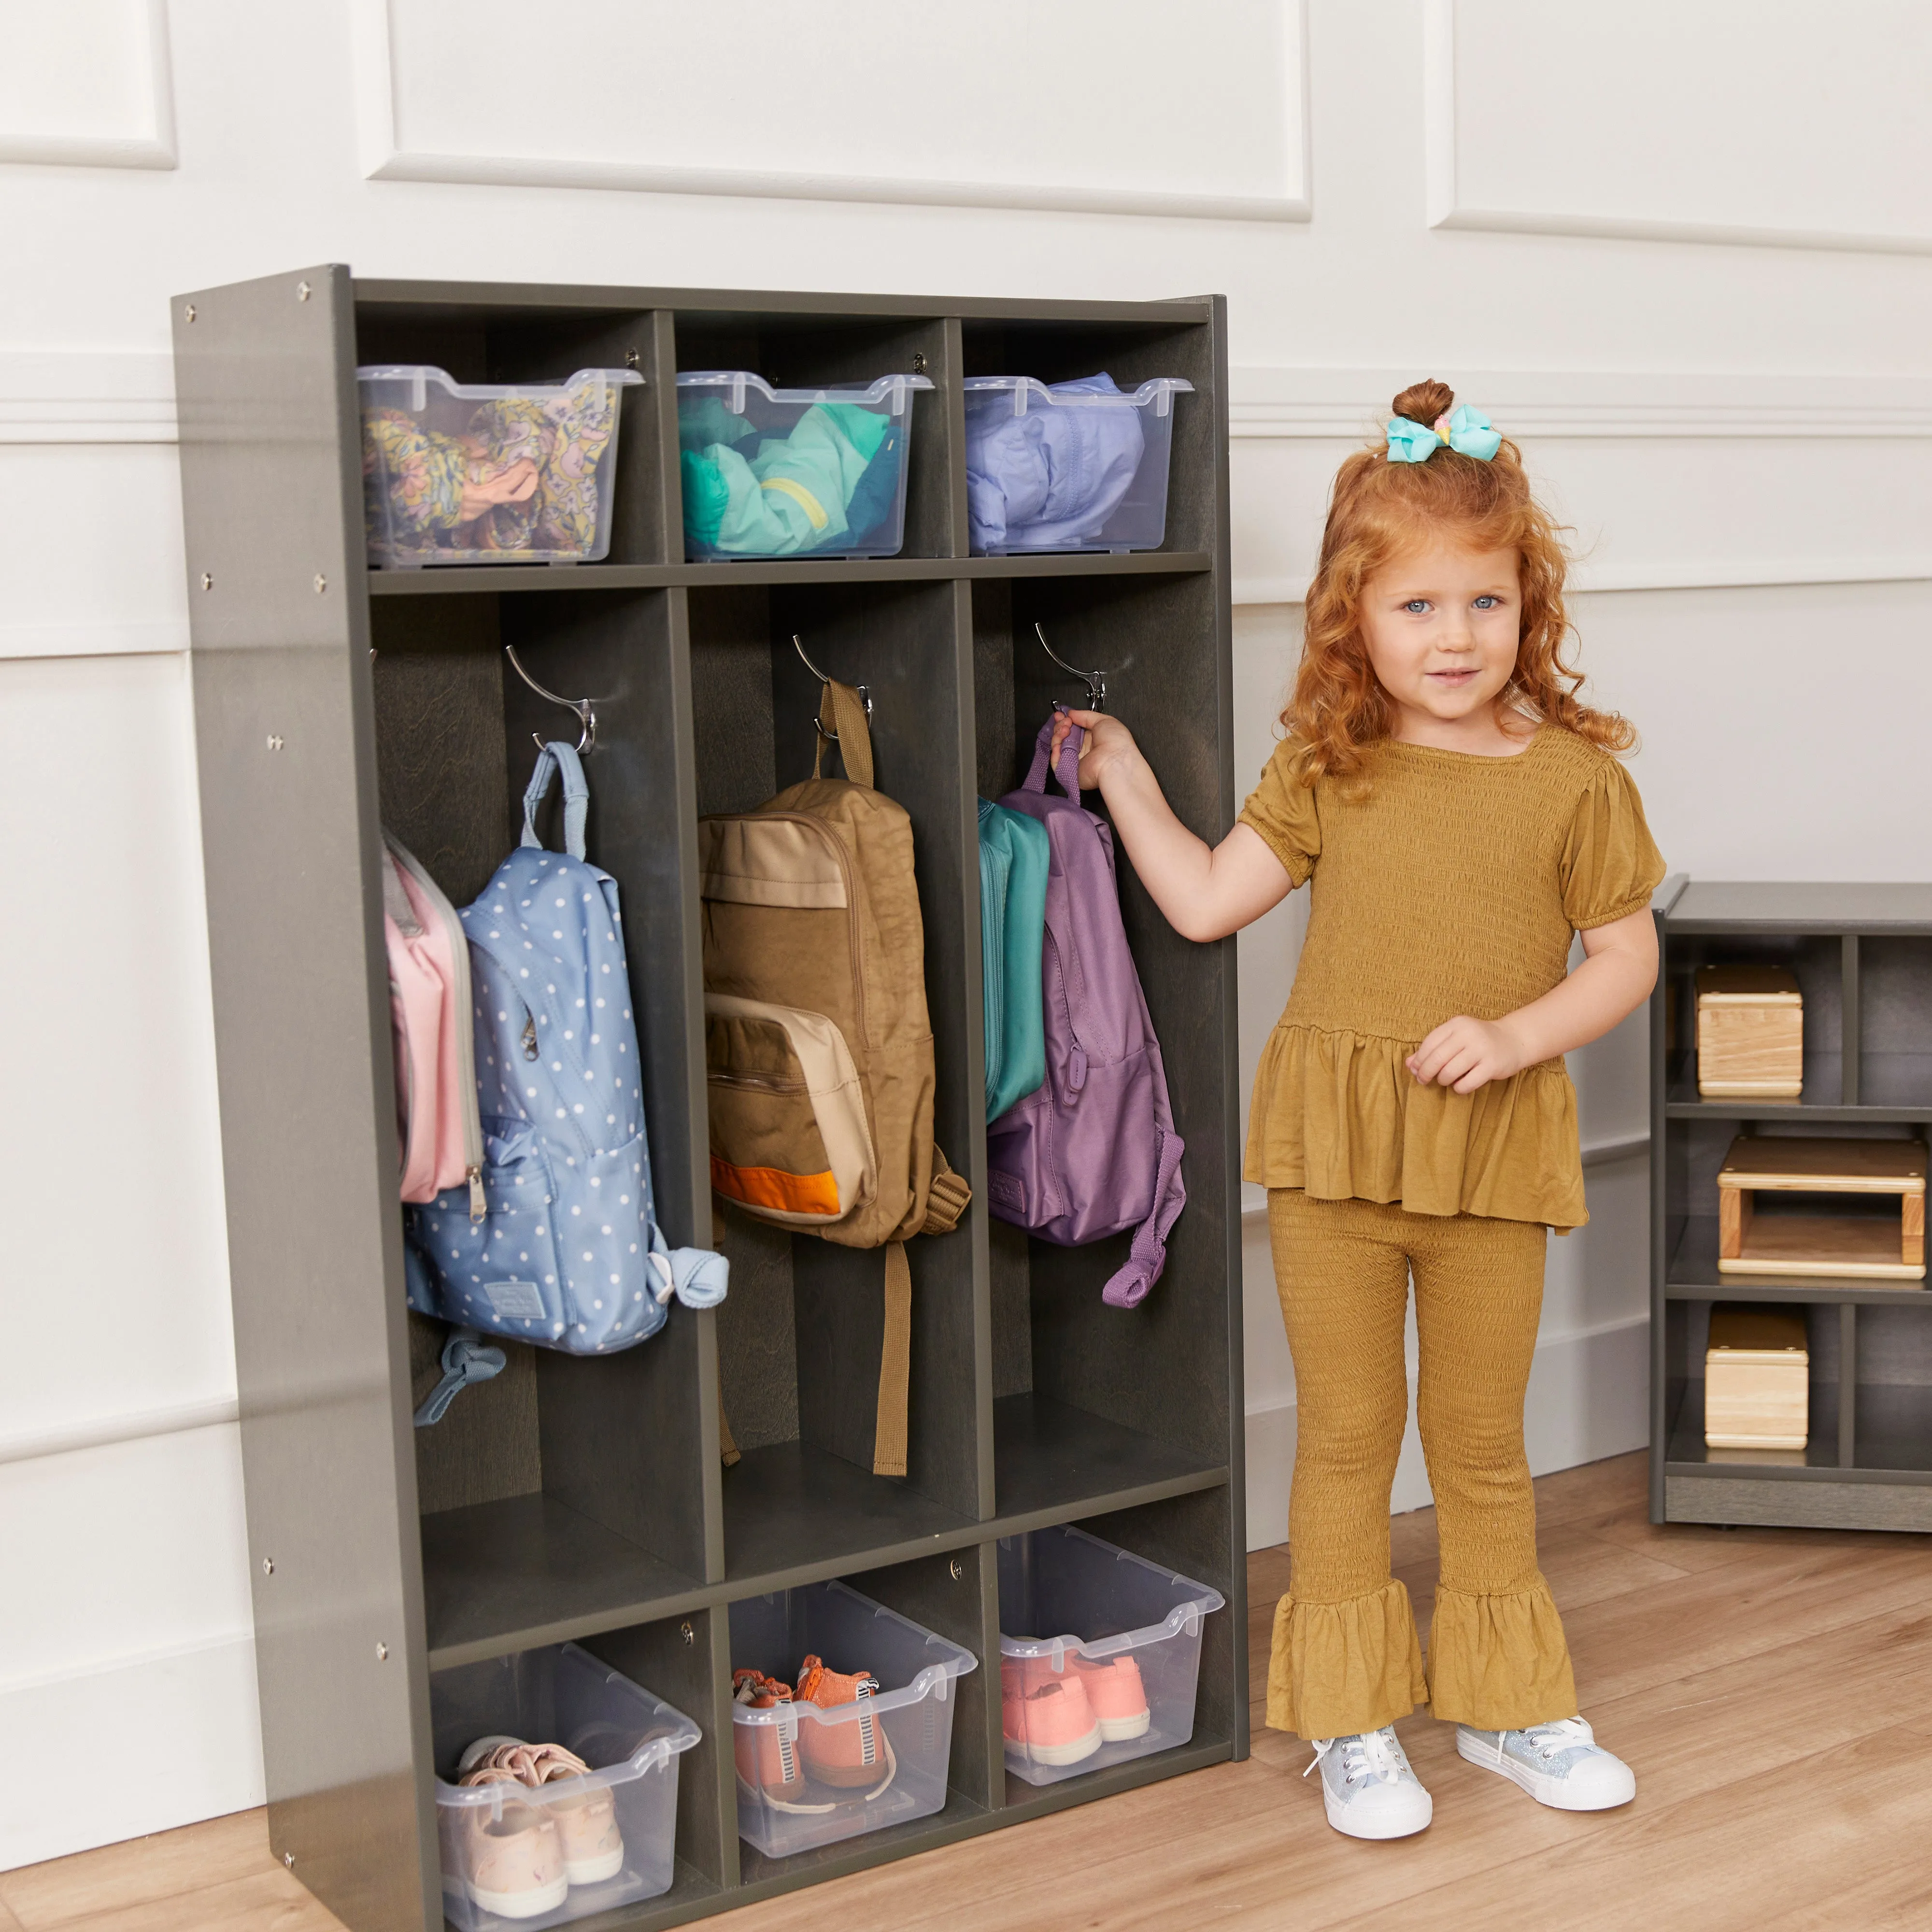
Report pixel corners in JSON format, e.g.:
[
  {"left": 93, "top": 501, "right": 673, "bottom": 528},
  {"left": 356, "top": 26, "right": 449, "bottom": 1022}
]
[
  {"left": 351, "top": 0, "right": 1312, "bottom": 223},
  {"left": 0, "top": 0, "right": 177, "bottom": 172},
  {"left": 1423, "top": 0, "right": 1932, "bottom": 257}
]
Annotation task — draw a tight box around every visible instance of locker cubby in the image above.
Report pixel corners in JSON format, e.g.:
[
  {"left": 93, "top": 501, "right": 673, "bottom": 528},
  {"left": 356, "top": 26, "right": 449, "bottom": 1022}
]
[
  {"left": 175, "top": 268, "right": 1243, "bottom": 1932},
  {"left": 671, "top": 309, "right": 959, "bottom": 561},
  {"left": 972, "top": 575, "right": 1237, "bottom": 1522},
  {"left": 1652, "top": 881, "right": 1932, "bottom": 1534}
]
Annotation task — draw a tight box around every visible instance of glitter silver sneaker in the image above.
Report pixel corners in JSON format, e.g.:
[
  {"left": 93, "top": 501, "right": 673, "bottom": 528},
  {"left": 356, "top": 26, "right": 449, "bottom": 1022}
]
[
  {"left": 1455, "top": 1715, "right": 1636, "bottom": 1810},
  {"left": 1303, "top": 1726, "right": 1433, "bottom": 1839}
]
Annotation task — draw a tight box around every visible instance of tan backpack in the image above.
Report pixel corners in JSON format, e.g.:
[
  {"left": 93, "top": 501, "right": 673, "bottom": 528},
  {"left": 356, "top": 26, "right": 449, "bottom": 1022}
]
[{"left": 699, "top": 679, "right": 970, "bottom": 1476}]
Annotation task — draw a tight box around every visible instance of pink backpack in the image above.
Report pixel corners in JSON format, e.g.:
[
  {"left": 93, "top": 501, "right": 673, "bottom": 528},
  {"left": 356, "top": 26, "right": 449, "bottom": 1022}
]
[{"left": 382, "top": 833, "right": 482, "bottom": 1209}]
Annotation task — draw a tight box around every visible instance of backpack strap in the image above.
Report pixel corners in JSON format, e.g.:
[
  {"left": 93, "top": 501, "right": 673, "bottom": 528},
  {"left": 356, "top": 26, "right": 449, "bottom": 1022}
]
[
  {"left": 811, "top": 680, "right": 875, "bottom": 789},
  {"left": 873, "top": 1241, "right": 913, "bottom": 1478},
  {"left": 922, "top": 1149, "right": 972, "bottom": 1236},
  {"left": 413, "top": 1327, "right": 507, "bottom": 1428},
  {"left": 520, "top": 740, "right": 590, "bottom": 858},
  {"left": 1101, "top": 1125, "right": 1187, "bottom": 1310},
  {"left": 1022, "top": 712, "right": 1084, "bottom": 799}
]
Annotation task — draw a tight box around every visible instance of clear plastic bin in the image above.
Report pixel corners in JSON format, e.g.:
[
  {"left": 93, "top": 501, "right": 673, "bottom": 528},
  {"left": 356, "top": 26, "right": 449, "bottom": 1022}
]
[
  {"left": 358, "top": 365, "right": 641, "bottom": 568},
  {"left": 963, "top": 374, "right": 1193, "bottom": 555},
  {"left": 677, "top": 370, "right": 933, "bottom": 562},
  {"left": 729, "top": 1578, "right": 976, "bottom": 1860},
  {"left": 997, "top": 1524, "right": 1224, "bottom": 1787},
  {"left": 431, "top": 1641, "right": 699, "bottom": 1929}
]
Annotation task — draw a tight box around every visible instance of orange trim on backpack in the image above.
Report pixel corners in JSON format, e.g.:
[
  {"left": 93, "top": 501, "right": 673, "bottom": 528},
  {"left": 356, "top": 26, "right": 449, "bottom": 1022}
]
[{"left": 710, "top": 1154, "right": 841, "bottom": 1217}]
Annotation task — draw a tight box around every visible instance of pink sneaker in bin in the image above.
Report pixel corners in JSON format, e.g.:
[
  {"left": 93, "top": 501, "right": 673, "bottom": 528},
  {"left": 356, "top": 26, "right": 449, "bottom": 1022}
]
[
  {"left": 1002, "top": 1672, "right": 1102, "bottom": 1768},
  {"left": 1075, "top": 1655, "right": 1151, "bottom": 1742},
  {"left": 459, "top": 1736, "right": 624, "bottom": 1888},
  {"left": 453, "top": 1766, "right": 568, "bottom": 1920}
]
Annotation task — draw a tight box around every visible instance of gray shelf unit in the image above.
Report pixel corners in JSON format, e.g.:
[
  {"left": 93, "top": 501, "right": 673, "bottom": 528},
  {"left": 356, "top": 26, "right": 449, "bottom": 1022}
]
[
  {"left": 1650, "top": 878, "right": 1932, "bottom": 1533},
  {"left": 171, "top": 267, "right": 1246, "bottom": 1932}
]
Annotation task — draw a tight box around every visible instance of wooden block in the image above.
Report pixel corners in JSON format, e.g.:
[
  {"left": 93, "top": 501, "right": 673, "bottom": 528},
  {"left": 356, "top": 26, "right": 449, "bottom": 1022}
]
[
  {"left": 1906, "top": 1191, "right": 1924, "bottom": 1269},
  {"left": 1697, "top": 965, "right": 1803, "bottom": 1098},
  {"left": 1706, "top": 1306, "right": 1808, "bottom": 1449}
]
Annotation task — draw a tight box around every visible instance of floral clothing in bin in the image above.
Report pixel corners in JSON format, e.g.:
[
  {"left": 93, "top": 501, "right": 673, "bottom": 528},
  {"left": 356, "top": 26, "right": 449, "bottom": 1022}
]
[{"left": 362, "top": 371, "right": 624, "bottom": 559}]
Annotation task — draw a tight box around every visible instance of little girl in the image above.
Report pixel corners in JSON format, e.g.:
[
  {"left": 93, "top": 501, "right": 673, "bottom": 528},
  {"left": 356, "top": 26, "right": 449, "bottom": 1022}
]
[{"left": 1051, "top": 381, "right": 1662, "bottom": 1840}]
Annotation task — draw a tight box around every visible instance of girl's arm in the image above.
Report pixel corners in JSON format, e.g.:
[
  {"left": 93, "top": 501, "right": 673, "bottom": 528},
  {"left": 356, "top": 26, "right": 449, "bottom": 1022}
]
[
  {"left": 1405, "top": 907, "right": 1659, "bottom": 1093},
  {"left": 1048, "top": 709, "right": 1294, "bottom": 941}
]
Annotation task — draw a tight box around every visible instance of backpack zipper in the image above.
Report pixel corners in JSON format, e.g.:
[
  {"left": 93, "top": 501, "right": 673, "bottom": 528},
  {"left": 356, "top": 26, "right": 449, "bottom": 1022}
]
[
  {"left": 1043, "top": 927, "right": 1088, "bottom": 1096},
  {"left": 712, "top": 1069, "right": 809, "bottom": 1095}
]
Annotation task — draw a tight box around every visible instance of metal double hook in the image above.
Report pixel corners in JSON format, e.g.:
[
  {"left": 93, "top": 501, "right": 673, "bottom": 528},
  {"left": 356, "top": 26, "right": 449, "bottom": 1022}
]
[
  {"left": 1034, "top": 624, "right": 1106, "bottom": 710},
  {"left": 794, "top": 635, "right": 870, "bottom": 742},
  {"left": 504, "top": 645, "right": 596, "bottom": 753}
]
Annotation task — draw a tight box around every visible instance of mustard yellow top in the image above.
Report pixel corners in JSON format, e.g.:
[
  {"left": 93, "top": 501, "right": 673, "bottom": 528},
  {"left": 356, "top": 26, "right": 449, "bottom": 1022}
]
[{"left": 1238, "top": 726, "right": 1666, "bottom": 1230}]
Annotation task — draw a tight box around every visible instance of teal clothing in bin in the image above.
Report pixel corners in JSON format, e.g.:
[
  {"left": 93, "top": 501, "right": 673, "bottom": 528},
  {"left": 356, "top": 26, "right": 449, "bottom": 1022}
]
[
  {"left": 682, "top": 402, "right": 889, "bottom": 556},
  {"left": 979, "top": 798, "right": 1050, "bottom": 1121}
]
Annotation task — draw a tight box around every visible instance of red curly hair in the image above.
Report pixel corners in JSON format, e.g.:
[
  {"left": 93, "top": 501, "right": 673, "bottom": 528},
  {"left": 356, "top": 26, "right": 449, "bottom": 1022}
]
[{"left": 1283, "top": 379, "right": 1634, "bottom": 784}]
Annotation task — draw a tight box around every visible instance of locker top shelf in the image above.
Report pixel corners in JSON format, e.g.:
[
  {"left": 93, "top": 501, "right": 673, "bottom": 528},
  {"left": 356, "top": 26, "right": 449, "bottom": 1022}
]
[
  {"left": 1662, "top": 879, "right": 1932, "bottom": 934},
  {"left": 351, "top": 277, "right": 1218, "bottom": 328}
]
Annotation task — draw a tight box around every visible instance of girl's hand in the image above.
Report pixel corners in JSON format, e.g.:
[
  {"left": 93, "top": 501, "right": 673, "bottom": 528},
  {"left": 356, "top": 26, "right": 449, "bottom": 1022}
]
[
  {"left": 1048, "top": 708, "right": 1140, "bottom": 791},
  {"left": 1406, "top": 1015, "right": 1531, "bottom": 1094}
]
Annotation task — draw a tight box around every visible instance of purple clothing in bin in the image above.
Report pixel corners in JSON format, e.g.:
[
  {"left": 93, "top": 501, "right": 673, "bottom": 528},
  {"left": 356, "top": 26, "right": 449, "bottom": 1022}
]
[
  {"left": 987, "top": 718, "right": 1185, "bottom": 1308},
  {"left": 965, "top": 374, "right": 1146, "bottom": 553}
]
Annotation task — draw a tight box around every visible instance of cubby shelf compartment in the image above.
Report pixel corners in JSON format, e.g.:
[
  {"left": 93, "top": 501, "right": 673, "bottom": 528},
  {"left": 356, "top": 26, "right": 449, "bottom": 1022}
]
[
  {"left": 1650, "top": 879, "right": 1932, "bottom": 1534},
  {"left": 174, "top": 267, "right": 1242, "bottom": 1932}
]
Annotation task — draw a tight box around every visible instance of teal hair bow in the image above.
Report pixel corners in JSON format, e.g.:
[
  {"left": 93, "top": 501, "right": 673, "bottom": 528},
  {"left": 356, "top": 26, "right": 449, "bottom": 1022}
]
[{"left": 1385, "top": 404, "right": 1501, "bottom": 464}]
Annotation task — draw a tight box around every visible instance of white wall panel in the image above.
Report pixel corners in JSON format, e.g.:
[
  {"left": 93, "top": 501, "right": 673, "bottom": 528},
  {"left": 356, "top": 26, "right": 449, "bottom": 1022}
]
[
  {"left": 363, "top": 0, "right": 1309, "bottom": 219},
  {"left": 1429, "top": 0, "right": 1932, "bottom": 252},
  {"left": 0, "top": 0, "right": 176, "bottom": 169},
  {"left": 0, "top": 653, "right": 232, "bottom": 1448}
]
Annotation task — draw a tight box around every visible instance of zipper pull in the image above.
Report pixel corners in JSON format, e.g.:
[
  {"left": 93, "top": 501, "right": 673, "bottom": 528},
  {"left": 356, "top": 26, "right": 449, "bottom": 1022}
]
[
  {"left": 1068, "top": 1046, "right": 1088, "bottom": 1094},
  {"left": 521, "top": 1015, "right": 539, "bottom": 1061},
  {"left": 467, "top": 1165, "right": 486, "bottom": 1223}
]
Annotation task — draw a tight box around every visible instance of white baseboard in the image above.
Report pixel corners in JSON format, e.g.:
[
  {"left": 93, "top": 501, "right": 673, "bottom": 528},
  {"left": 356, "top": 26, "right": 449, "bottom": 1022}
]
[
  {"left": 0, "top": 1632, "right": 263, "bottom": 1871},
  {"left": 1244, "top": 1313, "right": 1649, "bottom": 1553}
]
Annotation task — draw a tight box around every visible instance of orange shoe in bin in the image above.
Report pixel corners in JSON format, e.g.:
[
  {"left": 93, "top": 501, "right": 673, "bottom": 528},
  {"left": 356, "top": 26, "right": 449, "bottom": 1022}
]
[
  {"left": 732, "top": 1669, "right": 806, "bottom": 1796},
  {"left": 794, "top": 1654, "right": 890, "bottom": 1789},
  {"left": 1002, "top": 1672, "right": 1102, "bottom": 1767},
  {"left": 1075, "top": 1654, "right": 1151, "bottom": 1742}
]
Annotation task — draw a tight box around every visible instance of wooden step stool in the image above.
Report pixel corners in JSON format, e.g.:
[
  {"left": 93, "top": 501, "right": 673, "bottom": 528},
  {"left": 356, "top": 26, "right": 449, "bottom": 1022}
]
[{"left": 1717, "top": 1136, "right": 1927, "bottom": 1281}]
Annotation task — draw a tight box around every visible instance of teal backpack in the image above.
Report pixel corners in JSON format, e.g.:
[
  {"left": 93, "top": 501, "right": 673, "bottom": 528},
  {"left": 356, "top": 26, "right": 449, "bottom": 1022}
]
[{"left": 978, "top": 798, "right": 1051, "bottom": 1120}]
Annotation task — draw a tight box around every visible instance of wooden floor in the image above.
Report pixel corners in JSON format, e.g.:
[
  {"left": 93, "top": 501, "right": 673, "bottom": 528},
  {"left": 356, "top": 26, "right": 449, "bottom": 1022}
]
[{"left": 9, "top": 1451, "right": 1932, "bottom": 1932}]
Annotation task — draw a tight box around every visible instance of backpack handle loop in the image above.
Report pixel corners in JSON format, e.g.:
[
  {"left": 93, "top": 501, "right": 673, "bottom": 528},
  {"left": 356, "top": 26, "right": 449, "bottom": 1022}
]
[
  {"left": 520, "top": 740, "right": 590, "bottom": 859},
  {"left": 1023, "top": 711, "right": 1084, "bottom": 800},
  {"left": 812, "top": 679, "right": 875, "bottom": 790}
]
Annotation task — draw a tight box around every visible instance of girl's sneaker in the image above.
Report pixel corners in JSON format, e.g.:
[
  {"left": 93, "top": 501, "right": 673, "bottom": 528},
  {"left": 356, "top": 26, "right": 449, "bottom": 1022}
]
[
  {"left": 794, "top": 1654, "right": 891, "bottom": 1790},
  {"left": 1455, "top": 1716, "right": 1636, "bottom": 1810},
  {"left": 732, "top": 1670, "right": 808, "bottom": 1797},
  {"left": 458, "top": 1738, "right": 625, "bottom": 1886},
  {"left": 1075, "top": 1655, "right": 1151, "bottom": 1742},
  {"left": 1003, "top": 1675, "right": 1103, "bottom": 1767},
  {"left": 1303, "top": 1727, "right": 1433, "bottom": 1840},
  {"left": 453, "top": 1767, "right": 569, "bottom": 1919}
]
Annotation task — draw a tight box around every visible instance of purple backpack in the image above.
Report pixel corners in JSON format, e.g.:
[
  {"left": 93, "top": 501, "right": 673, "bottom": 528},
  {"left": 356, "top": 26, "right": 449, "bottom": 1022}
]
[{"left": 986, "top": 717, "right": 1185, "bottom": 1308}]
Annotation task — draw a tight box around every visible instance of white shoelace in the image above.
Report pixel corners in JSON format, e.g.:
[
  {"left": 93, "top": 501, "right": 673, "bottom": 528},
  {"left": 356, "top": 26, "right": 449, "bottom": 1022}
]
[{"left": 1304, "top": 1727, "right": 1404, "bottom": 1788}]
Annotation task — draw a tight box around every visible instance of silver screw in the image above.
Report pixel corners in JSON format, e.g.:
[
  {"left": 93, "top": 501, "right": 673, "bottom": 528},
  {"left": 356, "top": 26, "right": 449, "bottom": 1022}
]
[
  {"left": 313, "top": 573, "right": 327, "bottom": 593},
  {"left": 199, "top": 571, "right": 212, "bottom": 590},
  {"left": 284, "top": 1851, "right": 294, "bottom": 1869},
  {"left": 912, "top": 351, "right": 929, "bottom": 376},
  {"left": 679, "top": 1620, "right": 694, "bottom": 1646},
  {"left": 297, "top": 281, "right": 312, "bottom": 302},
  {"left": 376, "top": 1642, "right": 389, "bottom": 1661},
  {"left": 267, "top": 735, "right": 284, "bottom": 751},
  {"left": 625, "top": 347, "right": 640, "bottom": 370},
  {"left": 949, "top": 1557, "right": 964, "bottom": 1581},
  {"left": 262, "top": 1557, "right": 275, "bottom": 1576},
  {"left": 183, "top": 303, "right": 196, "bottom": 323}
]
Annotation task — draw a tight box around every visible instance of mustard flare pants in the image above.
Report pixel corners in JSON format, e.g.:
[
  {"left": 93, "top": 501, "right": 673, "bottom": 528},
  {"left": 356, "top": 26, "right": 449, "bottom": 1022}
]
[{"left": 1265, "top": 1190, "right": 1577, "bottom": 1740}]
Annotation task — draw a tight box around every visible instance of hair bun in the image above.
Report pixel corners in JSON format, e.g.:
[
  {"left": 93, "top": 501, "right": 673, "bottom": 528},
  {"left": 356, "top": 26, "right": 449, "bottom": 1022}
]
[{"left": 1392, "top": 379, "right": 1455, "bottom": 425}]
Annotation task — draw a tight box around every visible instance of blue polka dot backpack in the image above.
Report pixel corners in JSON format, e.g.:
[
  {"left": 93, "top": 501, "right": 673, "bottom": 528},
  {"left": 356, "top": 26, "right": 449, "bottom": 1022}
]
[{"left": 403, "top": 741, "right": 727, "bottom": 1420}]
